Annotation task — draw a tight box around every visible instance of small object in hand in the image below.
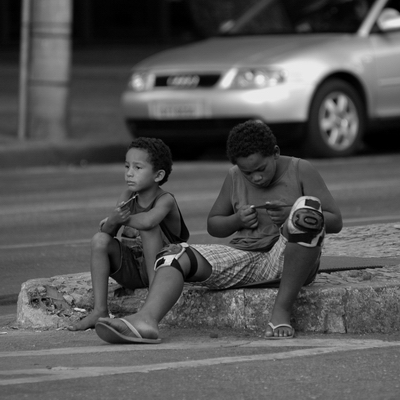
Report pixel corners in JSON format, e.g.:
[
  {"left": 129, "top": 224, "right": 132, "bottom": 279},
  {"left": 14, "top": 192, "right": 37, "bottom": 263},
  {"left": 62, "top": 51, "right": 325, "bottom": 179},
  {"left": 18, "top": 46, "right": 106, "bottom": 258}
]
[
  {"left": 251, "top": 203, "right": 292, "bottom": 210},
  {"left": 121, "top": 194, "right": 137, "bottom": 207}
]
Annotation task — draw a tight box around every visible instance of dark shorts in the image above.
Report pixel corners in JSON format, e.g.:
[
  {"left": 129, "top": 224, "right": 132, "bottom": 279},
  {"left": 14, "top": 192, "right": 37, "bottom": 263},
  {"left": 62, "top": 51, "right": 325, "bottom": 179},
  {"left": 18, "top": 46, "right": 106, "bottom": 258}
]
[{"left": 110, "top": 238, "right": 149, "bottom": 290}]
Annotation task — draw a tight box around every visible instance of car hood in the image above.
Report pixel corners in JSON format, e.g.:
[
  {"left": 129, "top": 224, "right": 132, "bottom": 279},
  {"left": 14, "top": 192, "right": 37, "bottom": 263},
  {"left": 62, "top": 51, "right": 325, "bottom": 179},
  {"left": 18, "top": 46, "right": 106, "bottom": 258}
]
[{"left": 134, "top": 35, "right": 354, "bottom": 70}]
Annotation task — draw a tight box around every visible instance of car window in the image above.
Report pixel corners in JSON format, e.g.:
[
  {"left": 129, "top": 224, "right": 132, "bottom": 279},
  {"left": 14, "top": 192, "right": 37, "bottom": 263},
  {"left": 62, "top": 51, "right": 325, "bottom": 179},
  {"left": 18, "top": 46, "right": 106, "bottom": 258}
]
[
  {"left": 384, "top": 0, "right": 400, "bottom": 13},
  {"left": 379, "top": 0, "right": 400, "bottom": 26},
  {"left": 224, "top": 0, "right": 376, "bottom": 35},
  {"left": 371, "top": 0, "right": 400, "bottom": 33}
]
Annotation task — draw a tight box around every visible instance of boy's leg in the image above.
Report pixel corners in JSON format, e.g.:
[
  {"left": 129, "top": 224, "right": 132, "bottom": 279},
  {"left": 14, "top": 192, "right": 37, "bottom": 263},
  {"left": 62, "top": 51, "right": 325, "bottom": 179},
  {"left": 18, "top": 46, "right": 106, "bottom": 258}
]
[
  {"left": 266, "top": 240, "right": 320, "bottom": 338},
  {"left": 266, "top": 196, "right": 324, "bottom": 338},
  {"left": 97, "top": 246, "right": 212, "bottom": 340},
  {"left": 139, "top": 226, "right": 164, "bottom": 287},
  {"left": 68, "top": 232, "right": 121, "bottom": 331}
]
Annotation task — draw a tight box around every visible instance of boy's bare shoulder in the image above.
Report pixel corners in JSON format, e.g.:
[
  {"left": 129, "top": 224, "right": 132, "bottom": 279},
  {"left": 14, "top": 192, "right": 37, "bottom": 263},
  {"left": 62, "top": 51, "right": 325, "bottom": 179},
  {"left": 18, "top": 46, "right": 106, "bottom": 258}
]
[
  {"left": 154, "top": 190, "right": 177, "bottom": 209},
  {"left": 297, "top": 157, "right": 318, "bottom": 174}
]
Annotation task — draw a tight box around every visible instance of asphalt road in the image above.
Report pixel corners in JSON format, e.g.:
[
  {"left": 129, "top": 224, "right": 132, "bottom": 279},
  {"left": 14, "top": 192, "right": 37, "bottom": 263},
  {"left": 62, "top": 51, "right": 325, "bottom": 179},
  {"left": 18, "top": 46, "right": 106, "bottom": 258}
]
[
  {"left": 1, "top": 154, "right": 400, "bottom": 399},
  {"left": 0, "top": 329, "right": 400, "bottom": 400}
]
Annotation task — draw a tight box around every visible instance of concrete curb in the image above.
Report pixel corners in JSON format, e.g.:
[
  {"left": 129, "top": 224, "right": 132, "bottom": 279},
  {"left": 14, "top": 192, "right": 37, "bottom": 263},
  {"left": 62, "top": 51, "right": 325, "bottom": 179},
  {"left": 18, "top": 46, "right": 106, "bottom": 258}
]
[
  {"left": 15, "top": 220, "right": 400, "bottom": 335},
  {"left": 15, "top": 265, "right": 400, "bottom": 334}
]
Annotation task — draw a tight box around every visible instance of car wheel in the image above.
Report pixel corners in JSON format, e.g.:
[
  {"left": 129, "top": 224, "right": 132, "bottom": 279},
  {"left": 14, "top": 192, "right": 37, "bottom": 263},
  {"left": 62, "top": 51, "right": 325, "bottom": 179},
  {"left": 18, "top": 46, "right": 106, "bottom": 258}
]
[{"left": 305, "top": 79, "right": 365, "bottom": 157}]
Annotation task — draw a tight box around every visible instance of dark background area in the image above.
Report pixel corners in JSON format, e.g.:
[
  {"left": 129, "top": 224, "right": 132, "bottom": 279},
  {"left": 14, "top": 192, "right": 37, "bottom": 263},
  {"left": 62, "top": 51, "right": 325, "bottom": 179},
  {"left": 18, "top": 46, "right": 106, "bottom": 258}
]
[
  {"left": 0, "top": 0, "right": 197, "bottom": 46},
  {"left": 0, "top": 0, "right": 264, "bottom": 48}
]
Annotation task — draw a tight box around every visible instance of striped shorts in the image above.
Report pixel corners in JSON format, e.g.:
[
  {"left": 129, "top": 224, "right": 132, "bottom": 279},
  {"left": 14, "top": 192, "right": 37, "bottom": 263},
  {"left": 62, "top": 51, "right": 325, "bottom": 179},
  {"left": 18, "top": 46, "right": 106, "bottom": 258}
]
[{"left": 190, "top": 234, "right": 287, "bottom": 290}]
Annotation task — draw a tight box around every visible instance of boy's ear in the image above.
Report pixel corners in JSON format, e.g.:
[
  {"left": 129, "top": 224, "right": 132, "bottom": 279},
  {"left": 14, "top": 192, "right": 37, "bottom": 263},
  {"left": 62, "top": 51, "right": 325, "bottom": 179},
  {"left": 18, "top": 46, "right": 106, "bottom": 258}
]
[
  {"left": 154, "top": 170, "right": 165, "bottom": 183},
  {"left": 273, "top": 145, "right": 280, "bottom": 159}
]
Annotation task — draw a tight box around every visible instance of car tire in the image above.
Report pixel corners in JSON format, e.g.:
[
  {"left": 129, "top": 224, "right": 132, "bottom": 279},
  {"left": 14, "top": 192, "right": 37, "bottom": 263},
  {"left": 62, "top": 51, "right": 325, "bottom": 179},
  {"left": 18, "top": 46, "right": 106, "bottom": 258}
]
[{"left": 305, "top": 79, "right": 365, "bottom": 157}]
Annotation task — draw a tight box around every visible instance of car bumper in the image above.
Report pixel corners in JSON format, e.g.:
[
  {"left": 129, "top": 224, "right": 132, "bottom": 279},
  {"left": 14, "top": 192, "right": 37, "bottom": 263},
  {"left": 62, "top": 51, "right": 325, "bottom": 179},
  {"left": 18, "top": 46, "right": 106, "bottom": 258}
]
[{"left": 121, "top": 84, "right": 313, "bottom": 123}]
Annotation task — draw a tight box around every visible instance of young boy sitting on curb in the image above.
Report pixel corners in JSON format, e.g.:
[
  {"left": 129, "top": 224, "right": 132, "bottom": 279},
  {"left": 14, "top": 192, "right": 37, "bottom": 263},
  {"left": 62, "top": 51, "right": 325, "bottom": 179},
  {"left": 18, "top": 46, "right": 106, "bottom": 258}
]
[
  {"left": 68, "top": 137, "right": 189, "bottom": 332},
  {"left": 95, "top": 120, "right": 342, "bottom": 342}
]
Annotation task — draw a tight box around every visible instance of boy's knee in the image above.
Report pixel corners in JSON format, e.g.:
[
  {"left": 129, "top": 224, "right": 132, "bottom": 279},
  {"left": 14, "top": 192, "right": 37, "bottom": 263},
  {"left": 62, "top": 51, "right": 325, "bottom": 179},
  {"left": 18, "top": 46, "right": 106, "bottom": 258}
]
[
  {"left": 154, "top": 243, "right": 198, "bottom": 280},
  {"left": 91, "top": 231, "right": 114, "bottom": 250},
  {"left": 285, "top": 196, "right": 325, "bottom": 248},
  {"left": 139, "top": 226, "right": 163, "bottom": 247}
]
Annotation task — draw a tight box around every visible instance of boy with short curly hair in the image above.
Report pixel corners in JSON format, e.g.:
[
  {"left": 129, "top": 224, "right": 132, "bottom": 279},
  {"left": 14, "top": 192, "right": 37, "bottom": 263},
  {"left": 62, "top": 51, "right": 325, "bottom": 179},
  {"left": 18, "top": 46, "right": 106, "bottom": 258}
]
[
  {"left": 95, "top": 121, "right": 342, "bottom": 343},
  {"left": 69, "top": 137, "right": 189, "bottom": 332}
]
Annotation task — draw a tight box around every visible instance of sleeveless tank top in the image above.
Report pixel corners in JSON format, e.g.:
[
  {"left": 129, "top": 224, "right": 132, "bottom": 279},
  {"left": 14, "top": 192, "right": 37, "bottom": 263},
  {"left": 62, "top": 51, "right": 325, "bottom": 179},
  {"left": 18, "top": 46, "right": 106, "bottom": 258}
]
[
  {"left": 229, "top": 157, "right": 303, "bottom": 252},
  {"left": 122, "top": 191, "right": 189, "bottom": 244}
]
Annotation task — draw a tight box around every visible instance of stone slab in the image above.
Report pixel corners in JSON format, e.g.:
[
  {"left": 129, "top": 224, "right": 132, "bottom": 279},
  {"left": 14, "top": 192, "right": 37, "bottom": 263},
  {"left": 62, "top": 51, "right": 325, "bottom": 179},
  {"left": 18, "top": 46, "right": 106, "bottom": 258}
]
[
  {"left": 16, "top": 265, "right": 400, "bottom": 334},
  {"left": 16, "top": 223, "right": 400, "bottom": 334}
]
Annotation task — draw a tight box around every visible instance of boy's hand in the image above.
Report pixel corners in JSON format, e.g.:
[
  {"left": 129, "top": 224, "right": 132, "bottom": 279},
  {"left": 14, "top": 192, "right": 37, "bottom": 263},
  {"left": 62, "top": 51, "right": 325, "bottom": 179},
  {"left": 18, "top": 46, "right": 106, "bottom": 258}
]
[
  {"left": 99, "top": 217, "right": 108, "bottom": 231},
  {"left": 265, "top": 201, "right": 290, "bottom": 226},
  {"left": 237, "top": 205, "right": 258, "bottom": 229},
  {"left": 108, "top": 202, "right": 131, "bottom": 225}
]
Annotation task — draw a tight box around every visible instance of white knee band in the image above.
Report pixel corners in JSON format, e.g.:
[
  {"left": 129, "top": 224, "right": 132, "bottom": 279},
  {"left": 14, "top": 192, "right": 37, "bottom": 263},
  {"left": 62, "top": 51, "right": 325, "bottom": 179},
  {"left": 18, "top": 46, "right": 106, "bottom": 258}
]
[
  {"left": 154, "top": 243, "right": 198, "bottom": 279},
  {"left": 287, "top": 196, "right": 325, "bottom": 247}
]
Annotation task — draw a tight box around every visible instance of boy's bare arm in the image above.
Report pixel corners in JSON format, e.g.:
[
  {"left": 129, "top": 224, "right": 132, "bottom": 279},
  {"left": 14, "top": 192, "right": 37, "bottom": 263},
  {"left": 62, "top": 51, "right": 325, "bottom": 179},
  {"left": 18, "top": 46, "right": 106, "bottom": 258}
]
[
  {"left": 100, "top": 203, "right": 132, "bottom": 236},
  {"left": 125, "top": 193, "right": 175, "bottom": 231},
  {"left": 98, "top": 190, "right": 134, "bottom": 235},
  {"left": 207, "top": 175, "right": 258, "bottom": 237},
  {"left": 299, "top": 159, "right": 343, "bottom": 234}
]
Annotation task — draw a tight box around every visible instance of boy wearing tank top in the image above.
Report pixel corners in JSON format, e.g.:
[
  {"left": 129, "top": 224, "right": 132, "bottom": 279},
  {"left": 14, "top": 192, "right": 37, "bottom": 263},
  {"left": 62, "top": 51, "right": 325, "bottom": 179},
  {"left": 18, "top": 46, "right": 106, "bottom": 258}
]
[{"left": 68, "top": 137, "right": 189, "bottom": 332}]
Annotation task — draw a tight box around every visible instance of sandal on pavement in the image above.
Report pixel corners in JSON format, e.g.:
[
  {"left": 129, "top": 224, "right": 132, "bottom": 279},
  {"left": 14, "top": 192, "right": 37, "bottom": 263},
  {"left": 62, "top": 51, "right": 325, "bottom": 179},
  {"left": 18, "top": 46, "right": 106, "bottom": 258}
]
[
  {"left": 95, "top": 318, "right": 161, "bottom": 344},
  {"left": 265, "top": 322, "right": 295, "bottom": 340}
]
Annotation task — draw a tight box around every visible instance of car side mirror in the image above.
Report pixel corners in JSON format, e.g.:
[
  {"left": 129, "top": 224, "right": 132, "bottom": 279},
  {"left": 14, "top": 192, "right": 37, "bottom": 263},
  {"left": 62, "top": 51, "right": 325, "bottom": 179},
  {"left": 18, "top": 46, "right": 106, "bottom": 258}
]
[
  {"left": 377, "top": 8, "right": 400, "bottom": 31},
  {"left": 219, "top": 20, "right": 235, "bottom": 34}
]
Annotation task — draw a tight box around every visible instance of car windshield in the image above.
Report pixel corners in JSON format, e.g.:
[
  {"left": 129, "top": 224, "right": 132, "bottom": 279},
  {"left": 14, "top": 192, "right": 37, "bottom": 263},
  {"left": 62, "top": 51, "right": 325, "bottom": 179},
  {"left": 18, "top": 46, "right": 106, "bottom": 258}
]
[{"left": 222, "top": 0, "right": 375, "bottom": 35}]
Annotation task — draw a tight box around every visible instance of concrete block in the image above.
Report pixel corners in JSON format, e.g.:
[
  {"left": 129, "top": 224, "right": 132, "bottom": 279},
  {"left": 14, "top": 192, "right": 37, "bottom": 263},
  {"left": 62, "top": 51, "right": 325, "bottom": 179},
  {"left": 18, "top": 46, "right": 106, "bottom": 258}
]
[
  {"left": 16, "top": 266, "right": 400, "bottom": 334},
  {"left": 164, "top": 288, "right": 246, "bottom": 330},
  {"left": 293, "top": 286, "right": 347, "bottom": 334},
  {"left": 16, "top": 273, "right": 147, "bottom": 330},
  {"left": 344, "top": 283, "right": 400, "bottom": 333}
]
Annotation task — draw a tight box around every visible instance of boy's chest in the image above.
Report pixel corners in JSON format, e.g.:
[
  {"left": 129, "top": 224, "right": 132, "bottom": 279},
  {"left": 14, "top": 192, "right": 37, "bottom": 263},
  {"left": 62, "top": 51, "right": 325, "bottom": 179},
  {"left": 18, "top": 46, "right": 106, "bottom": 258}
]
[{"left": 234, "top": 181, "right": 301, "bottom": 209}]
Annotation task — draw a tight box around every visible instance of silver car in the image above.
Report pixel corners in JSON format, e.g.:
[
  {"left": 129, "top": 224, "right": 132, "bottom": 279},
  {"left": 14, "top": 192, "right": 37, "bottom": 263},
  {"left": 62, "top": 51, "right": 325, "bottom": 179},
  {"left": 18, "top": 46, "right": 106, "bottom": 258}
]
[{"left": 121, "top": 0, "right": 400, "bottom": 157}]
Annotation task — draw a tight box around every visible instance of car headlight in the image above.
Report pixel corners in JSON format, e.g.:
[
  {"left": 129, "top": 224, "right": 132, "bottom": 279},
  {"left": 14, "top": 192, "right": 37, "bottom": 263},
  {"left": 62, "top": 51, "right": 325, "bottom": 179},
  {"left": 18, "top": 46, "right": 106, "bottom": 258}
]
[
  {"left": 128, "top": 72, "right": 152, "bottom": 92},
  {"left": 231, "top": 68, "right": 286, "bottom": 89}
]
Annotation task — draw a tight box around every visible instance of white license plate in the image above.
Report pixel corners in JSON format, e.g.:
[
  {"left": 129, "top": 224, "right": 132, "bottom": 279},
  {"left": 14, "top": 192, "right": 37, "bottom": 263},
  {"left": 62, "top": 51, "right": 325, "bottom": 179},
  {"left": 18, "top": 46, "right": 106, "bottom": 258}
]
[{"left": 151, "top": 102, "right": 204, "bottom": 119}]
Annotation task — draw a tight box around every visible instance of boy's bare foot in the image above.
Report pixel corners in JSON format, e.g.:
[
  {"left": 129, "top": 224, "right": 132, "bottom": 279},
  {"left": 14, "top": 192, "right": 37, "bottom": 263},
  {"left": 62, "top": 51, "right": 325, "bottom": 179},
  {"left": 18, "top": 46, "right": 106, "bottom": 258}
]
[
  {"left": 265, "top": 308, "right": 294, "bottom": 338},
  {"left": 265, "top": 322, "right": 294, "bottom": 338},
  {"left": 68, "top": 310, "right": 109, "bottom": 331}
]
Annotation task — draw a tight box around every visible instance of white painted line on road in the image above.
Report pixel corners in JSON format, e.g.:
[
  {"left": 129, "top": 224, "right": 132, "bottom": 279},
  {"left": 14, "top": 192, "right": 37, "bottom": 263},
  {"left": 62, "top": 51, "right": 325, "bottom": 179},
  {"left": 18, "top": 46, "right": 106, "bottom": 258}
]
[
  {"left": 344, "top": 215, "right": 400, "bottom": 224},
  {"left": 0, "top": 239, "right": 90, "bottom": 250},
  {"left": 0, "top": 230, "right": 208, "bottom": 250},
  {"left": 0, "top": 193, "right": 217, "bottom": 216},
  {"left": 1, "top": 177, "right": 400, "bottom": 217},
  {"left": 0, "top": 338, "right": 396, "bottom": 358},
  {"left": 0, "top": 340, "right": 399, "bottom": 386},
  {"left": 327, "top": 178, "right": 400, "bottom": 191}
]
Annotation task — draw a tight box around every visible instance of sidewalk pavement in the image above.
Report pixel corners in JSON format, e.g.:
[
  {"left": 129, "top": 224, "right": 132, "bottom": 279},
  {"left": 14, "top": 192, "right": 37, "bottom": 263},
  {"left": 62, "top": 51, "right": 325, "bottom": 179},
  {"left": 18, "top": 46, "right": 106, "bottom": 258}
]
[{"left": 1, "top": 137, "right": 400, "bottom": 337}]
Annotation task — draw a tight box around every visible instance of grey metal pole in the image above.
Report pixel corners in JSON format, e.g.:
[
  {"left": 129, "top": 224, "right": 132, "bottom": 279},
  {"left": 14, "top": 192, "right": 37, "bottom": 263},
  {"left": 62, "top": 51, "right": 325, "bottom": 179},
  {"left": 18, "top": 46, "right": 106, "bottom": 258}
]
[
  {"left": 18, "top": 0, "right": 32, "bottom": 141},
  {"left": 27, "top": 0, "right": 73, "bottom": 140}
]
